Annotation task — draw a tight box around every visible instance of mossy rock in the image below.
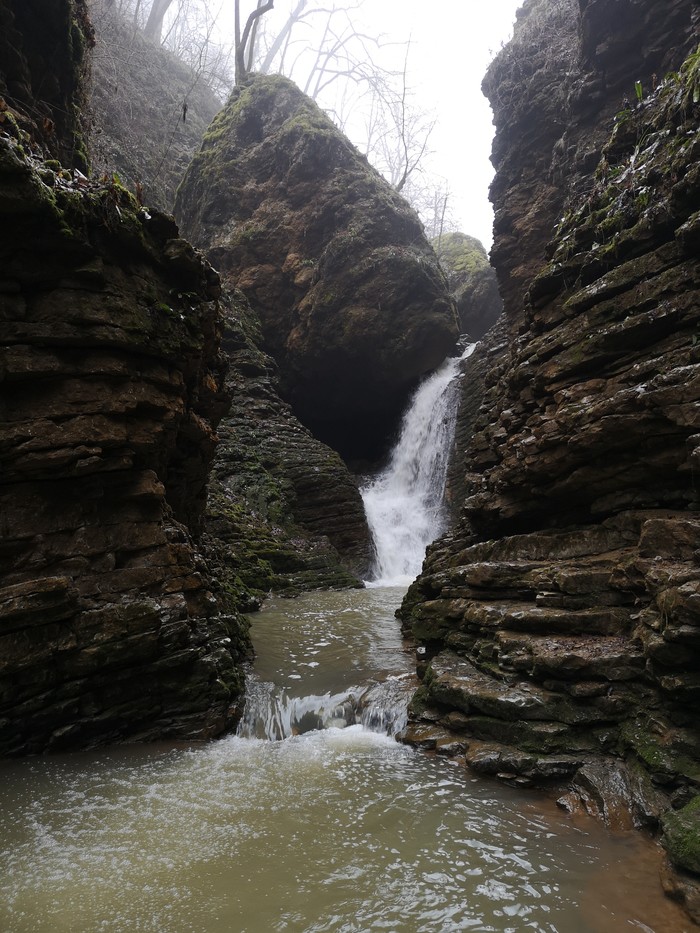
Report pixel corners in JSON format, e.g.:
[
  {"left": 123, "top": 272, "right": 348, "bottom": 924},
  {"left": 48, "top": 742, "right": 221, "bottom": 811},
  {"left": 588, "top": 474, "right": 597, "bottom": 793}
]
[
  {"left": 176, "top": 73, "right": 458, "bottom": 460},
  {"left": 433, "top": 231, "right": 502, "bottom": 339},
  {"left": 663, "top": 796, "right": 700, "bottom": 875}
]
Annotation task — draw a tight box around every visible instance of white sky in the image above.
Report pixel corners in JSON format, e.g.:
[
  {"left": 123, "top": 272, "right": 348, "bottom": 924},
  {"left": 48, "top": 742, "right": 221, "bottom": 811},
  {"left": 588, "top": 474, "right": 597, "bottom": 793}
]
[
  {"left": 359, "top": 0, "right": 522, "bottom": 247},
  {"left": 217, "top": 1, "right": 523, "bottom": 248}
]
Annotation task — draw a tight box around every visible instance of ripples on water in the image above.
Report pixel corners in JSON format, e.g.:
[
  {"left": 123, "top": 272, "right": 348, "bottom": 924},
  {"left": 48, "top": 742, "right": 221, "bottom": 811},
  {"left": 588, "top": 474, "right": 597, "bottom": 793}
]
[{"left": 0, "top": 589, "right": 691, "bottom": 933}]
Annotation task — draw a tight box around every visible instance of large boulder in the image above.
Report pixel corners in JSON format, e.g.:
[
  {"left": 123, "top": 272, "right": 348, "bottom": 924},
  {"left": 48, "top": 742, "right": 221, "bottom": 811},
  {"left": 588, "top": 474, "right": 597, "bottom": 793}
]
[
  {"left": 434, "top": 232, "right": 502, "bottom": 339},
  {"left": 175, "top": 74, "right": 458, "bottom": 459}
]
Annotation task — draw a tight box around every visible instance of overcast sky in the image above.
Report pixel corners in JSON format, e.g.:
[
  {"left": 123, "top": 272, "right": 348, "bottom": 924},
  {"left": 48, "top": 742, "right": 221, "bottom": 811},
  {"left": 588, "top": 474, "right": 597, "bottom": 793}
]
[
  {"left": 362, "top": 0, "right": 522, "bottom": 248},
  {"left": 222, "top": 1, "right": 523, "bottom": 249}
]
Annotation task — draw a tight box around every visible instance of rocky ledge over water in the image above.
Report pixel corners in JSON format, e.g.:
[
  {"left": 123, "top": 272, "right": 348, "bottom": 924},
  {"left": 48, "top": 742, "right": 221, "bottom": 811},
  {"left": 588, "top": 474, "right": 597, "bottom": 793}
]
[{"left": 401, "top": 0, "right": 700, "bottom": 919}]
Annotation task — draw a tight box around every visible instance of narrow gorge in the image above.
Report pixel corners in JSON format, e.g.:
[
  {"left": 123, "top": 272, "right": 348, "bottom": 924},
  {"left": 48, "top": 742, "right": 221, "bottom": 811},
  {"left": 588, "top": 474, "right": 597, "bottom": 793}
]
[{"left": 1, "top": 0, "right": 700, "bottom": 929}]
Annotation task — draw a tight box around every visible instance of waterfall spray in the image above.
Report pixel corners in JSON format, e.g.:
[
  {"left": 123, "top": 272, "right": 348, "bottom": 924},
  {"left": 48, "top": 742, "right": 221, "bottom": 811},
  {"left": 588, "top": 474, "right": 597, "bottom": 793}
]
[{"left": 361, "top": 346, "right": 472, "bottom": 586}]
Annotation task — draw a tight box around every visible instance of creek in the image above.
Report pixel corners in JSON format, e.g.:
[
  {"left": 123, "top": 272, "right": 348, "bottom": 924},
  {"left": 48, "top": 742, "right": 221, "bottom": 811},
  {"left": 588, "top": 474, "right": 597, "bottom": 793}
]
[
  {"left": 0, "top": 353, "right": 691, "bottom": 932},
  {"left": 0, "top": 586, "right": 689, "bottom": 933}
]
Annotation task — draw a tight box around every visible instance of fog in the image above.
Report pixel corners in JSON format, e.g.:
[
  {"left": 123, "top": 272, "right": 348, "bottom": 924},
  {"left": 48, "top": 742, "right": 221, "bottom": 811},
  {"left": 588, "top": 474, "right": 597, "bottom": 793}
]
[{"left": 120, "top": 0, "right": 524, "bottom": 248}]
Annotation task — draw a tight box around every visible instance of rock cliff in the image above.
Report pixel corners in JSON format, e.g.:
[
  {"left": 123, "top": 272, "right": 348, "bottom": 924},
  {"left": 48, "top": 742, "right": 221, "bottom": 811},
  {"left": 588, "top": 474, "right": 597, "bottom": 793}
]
[
  {"left": 175, "top": 74, "right": 459, "bottom": 460},
  {"left": 203, "top": 288, "right": 372, "bottom": 596},
  {"left": 434, "top": 232, "right": 502, "bottom": 340},
  {"left": 0, "top": 0, "right": 250, "bottom": 755},
  {"left": 87, "top": 5, "right": 371, "bottom": 593},
  {"left": 401, "top": 0, "right": 700, "bottom": 919}
]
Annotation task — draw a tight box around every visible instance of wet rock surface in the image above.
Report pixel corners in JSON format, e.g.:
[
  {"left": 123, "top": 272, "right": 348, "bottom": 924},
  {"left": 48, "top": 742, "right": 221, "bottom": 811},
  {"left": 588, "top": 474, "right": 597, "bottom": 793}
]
[
  {"left": 175, "top": 73, "right": 458, "bottom": 460},
  {"left": 0, "top": 119, "right": 250, "bottom": 754},
  {"left": 203, "top": 289, "right": 372, "bottom": 597},
  {"left": 402, "top": 0, "right": 700, "bottom": 921}
]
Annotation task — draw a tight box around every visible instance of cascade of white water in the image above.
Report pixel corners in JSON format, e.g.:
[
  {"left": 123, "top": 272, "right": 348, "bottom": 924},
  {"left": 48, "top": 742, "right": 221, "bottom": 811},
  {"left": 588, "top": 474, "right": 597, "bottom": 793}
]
[{"left": 361, "top": 346, "right": 472, "bottom": 586}]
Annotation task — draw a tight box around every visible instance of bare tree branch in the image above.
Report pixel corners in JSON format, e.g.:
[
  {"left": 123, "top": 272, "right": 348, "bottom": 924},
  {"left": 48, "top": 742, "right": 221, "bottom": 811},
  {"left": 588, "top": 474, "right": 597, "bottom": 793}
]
[{"left": 236, "top": 0, "right": 274, "bottom": 83}]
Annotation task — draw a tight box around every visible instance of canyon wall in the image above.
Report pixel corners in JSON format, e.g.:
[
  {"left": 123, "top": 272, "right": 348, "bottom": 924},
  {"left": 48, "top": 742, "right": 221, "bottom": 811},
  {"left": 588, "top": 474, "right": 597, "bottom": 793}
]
[
  {"left": 401, "top": 0, "right": 700, "bottom": 917},
  {"left": 0, "top": 0, "right": 250, "bottom": 755}
]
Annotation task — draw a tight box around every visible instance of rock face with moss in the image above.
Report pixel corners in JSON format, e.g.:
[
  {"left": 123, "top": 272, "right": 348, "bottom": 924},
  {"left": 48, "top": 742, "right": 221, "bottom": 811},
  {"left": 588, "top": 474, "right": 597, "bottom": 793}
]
[
  {"left": 0, "top": 7, "right": 251, "bottom": 755},
  {"left": 0, "top": 0, "right": 93, "bottom": 170},
  {"left": 175, "top": 74, "right": 458, "bottom": 460},
  {"left": 434, "top": 232, "right": 502, "bottom": 339},
  {"left": 203, "top": 289, "right": 372, "bottom": 597},
  {"left": 400, "top": 0, "right": 700, "bottom": 919}
]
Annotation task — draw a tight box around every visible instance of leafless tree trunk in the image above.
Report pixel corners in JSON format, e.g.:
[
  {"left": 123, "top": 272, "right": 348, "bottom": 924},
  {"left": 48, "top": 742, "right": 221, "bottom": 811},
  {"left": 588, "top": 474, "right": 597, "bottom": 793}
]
[
  {"left": 235, "top": 0, "right": 274, "bottom": 84},
  {"left": 258, "top": 0, "right": 307, "bottom": 73},
  {"left": 144, "top": 0, "right": 175, "bottom": 43}
]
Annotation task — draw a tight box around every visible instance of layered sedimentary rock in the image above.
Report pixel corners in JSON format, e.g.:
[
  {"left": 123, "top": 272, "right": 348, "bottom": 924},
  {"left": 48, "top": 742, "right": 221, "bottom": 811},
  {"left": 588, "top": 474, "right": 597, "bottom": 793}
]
[
  {"left": 483, "top": 0, "right": 698, "bottom": 323},
  {"left": 434, "top": 232, "right": 502, "bottom": 339},
  {"left": 175, "top": 74, "right": 458, "bottom": 459},
  {"left": 0, "top": 24, "right": 250, "bottom": 753},
  {"left": 401, "top": 0, "right": 700, "bottom": 919},
  {"left": 85, "top": 7, "right": 370, "bottom": 590},
  {"left": 203, "top": 289, "right": 372, "bottom": 596}
]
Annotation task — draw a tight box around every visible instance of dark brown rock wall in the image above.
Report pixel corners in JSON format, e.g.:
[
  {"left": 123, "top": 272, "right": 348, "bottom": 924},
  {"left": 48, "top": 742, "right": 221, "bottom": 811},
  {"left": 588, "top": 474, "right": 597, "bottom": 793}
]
[
  {"left": 175, "top": 74, "right": 458, "bottom": 460},
  {"left": 402, "top": 4, "right": 700, "bottom": 920},
  {"left": 203, "top": 289, "right": 372, "bottom": 596},
  {"left": 0, "top": 0, "right": 93, "bottom": 169},
  {"left": 0, "top": 128, "right": 250, "bottom": 755},
  {"left": 484, "top": 0, "right": 698, "bottom": 325}
]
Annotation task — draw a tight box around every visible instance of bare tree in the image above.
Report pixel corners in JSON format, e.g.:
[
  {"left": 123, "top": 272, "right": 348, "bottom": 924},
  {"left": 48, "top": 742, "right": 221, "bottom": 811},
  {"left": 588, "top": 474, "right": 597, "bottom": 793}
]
[
  {"left": 144, "top": 0, "right": 175, "bottom": 41},
  {"left": 100, "top": 0, "right": 445, "bottom": 235},
  {"left": 234, "top": 0, "right": 275, "bottom": 83}
]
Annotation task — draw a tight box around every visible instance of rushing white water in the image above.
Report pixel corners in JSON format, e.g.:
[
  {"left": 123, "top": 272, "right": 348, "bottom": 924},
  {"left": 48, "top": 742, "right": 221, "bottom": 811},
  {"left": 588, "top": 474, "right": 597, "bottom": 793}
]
[{"left": 362, "top": 346, "right": 473, "bottom": 586}]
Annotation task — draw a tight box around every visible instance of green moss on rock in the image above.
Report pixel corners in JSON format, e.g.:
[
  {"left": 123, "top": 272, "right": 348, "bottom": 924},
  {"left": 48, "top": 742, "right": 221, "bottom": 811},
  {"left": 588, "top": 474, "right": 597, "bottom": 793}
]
[
  {"left": 434, "top": 231, "right": 502, "bottom": 339},
  {"left": 663, "top": 797, "right": 700, "bottom": 875}
]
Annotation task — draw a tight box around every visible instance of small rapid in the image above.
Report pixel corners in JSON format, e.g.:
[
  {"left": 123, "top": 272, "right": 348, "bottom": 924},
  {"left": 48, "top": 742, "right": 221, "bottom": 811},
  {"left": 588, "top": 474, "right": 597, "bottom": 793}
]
[
  {"left": 236, "top": 586, "right": 414, "bottom": 741},
  {"left": 361, "top": 346, "right": 473, "bottom": 586},
  {"left": 0, "top": 349, "right": 688, "bottom": 933}
]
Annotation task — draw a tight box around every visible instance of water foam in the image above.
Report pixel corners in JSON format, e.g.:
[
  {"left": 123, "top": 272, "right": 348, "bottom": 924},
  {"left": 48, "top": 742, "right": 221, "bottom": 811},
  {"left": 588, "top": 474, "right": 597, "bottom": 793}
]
[{"left": 362, "top": 346, "right": 472, "bottom": 586}]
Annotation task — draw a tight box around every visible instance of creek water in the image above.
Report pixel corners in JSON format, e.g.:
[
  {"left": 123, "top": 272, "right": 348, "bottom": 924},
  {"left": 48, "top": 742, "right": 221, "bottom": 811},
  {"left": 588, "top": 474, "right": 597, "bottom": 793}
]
[
  {"left": 0, "top": 355, "right": 692, "bottom": 932},
  {"left": 0, "top": 587, "right": 691, "bottom": 933}
]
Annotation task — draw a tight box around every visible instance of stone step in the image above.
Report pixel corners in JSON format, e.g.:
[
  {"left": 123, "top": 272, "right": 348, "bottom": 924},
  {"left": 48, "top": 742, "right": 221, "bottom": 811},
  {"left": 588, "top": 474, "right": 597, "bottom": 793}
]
[
  {"left": 493, "top": 630, "right": 646, "bottom": 682},
  {"left": 425, "top": 650, "right": 635, "bottom": 727}
]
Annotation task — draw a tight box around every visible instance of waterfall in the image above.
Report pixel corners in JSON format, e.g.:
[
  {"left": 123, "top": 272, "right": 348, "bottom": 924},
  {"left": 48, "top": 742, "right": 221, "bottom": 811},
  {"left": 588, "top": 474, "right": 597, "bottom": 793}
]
[
  {"left": 237, "top": 674, "right": 413, "bottom": 741},
  {"left": 361, "top": 346, "right": 472, "bottom": 586}
]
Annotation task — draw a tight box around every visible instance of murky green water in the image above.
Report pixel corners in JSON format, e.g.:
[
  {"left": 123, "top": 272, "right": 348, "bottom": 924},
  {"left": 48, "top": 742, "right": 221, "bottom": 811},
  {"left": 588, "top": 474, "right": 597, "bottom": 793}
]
[{"left": 0, "top": 588, "right": 693, "bottom": 932}]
